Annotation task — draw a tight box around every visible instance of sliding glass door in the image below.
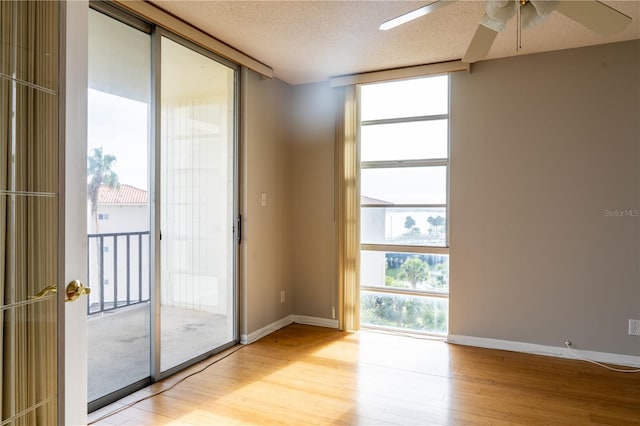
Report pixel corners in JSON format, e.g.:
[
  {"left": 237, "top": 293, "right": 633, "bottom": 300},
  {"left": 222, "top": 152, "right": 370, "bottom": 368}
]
[
  {"left": 86, "top": 6, "right": 238, "bottom": 410},
  {"left": 159, "top": 35, "right": 237, "bottom": 373},
  {"left": 87, "top": 8, "right": 151, "bottom": 405}
]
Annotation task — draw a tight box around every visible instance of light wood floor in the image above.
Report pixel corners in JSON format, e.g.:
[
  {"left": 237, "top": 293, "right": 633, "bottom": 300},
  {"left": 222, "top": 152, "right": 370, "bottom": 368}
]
[{"left": 89, "top": 324, "right": 640, "bottom": 425}]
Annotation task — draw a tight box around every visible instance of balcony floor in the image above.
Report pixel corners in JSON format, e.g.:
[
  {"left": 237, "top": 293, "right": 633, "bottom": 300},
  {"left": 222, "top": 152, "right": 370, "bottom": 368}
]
[{"left": 88, "top": 303, "right": 231, "bottom": 402}]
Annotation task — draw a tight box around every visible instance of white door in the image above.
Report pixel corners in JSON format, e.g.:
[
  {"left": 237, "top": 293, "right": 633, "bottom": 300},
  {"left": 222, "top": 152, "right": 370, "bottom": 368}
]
[{"left": 64, "top": 1, "right": 90, "bottom": 425}]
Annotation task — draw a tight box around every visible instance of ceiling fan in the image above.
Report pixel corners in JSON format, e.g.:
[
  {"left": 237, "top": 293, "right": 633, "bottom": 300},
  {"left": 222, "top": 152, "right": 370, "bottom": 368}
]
[{"left": 379, "top": 0, "right": 633, "bottom": 63}]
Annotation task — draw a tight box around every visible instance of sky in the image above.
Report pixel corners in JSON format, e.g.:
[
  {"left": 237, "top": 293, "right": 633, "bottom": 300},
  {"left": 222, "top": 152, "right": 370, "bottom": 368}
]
[
  {"left": 86, "top": 75, "right": 449, "bottom": 208},
  {"left": 360, "top": 75, "right": 450, "bottom": 240},
  {"left": 87, "top": 89, "right": 149, "bottom": 191}
]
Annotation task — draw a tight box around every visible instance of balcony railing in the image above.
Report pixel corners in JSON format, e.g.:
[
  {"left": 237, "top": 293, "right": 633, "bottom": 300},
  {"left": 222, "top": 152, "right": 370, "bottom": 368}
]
[{"left": 87, "top": 231, "right": 150, "bottom": 315}]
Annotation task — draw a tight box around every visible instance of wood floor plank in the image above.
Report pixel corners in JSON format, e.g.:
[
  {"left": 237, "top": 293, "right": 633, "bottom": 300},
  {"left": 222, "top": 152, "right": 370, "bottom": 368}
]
[{"left": 90, "top": 324, "right": 640, "bottom": 425}]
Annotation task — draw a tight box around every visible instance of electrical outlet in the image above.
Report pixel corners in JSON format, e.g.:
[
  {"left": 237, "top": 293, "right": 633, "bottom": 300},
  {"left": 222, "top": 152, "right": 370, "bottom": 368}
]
[
  {"left": 280, "top": 290, "right": 285, "bottom": 303},
  {"left": 629, "top": 319, "right": 640, "bottom": 336}
]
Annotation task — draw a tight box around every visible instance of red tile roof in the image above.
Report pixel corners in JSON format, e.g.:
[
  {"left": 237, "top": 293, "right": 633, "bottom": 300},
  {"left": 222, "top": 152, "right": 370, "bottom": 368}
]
[
  {"left": 98, "top": 184, "right": 148, "bottom": 204},
  {"left": 361, "top": 195, "right": 392, "bottom": 205}
]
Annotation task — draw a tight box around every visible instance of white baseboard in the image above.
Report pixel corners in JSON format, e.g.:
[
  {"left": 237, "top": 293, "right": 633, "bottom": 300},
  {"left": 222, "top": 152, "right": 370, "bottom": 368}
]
[
  {"left": 240, "top": 315, "right": 339, "bottom": 344},
  {"left": 292, "top": 315, "right": 339, "bottom": 329},
  {"left": 240, "top": 315, "right": 293, "bottom": 344},
  {"left": 448, "top": 334, "right": 640, "bottom": 368}
]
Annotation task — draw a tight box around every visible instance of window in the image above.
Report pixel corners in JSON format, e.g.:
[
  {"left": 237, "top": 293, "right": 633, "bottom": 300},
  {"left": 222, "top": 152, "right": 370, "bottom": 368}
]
[
  {"left": 359, "top": 75, "right": 450, "bottom": 336},
  {"left": 98, "top": 213, "right": 109, "bottom": 220}
]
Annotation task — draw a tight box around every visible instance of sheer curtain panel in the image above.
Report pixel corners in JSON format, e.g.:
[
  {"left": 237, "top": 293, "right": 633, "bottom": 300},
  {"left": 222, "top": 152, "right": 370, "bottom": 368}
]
[{"left": 335, "top": 85, "right": 360, "bottom": 331}]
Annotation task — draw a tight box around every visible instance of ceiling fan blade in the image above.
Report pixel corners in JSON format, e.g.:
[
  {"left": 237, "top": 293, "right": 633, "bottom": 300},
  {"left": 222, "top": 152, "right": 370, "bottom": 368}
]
[
  {"left": 379, "top": 0, "right": 454, "bottom": 31},
  {"left": 555, "top": 0, "right": 632, "bottom": 36},
  {"left": 462, "top": 23, "right": 498, "bottom": 63}
]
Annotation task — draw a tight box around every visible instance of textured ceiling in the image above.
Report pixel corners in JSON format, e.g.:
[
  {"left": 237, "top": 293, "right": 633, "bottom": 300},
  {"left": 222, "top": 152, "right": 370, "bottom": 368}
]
[{"left": 151, "top": 0, "right": 640, "bottom": 85}]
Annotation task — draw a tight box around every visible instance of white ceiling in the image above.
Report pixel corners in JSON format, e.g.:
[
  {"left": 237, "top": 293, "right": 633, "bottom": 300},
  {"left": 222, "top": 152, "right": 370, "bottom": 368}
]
[{"left": 151, "top": 0, "right": 640, "bottom": 85}]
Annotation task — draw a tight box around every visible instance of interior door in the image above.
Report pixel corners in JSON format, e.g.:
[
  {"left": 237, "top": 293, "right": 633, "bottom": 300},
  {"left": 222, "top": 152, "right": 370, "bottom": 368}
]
[{"left": 0, "top": 1, "right": 63, "bottom": 424}]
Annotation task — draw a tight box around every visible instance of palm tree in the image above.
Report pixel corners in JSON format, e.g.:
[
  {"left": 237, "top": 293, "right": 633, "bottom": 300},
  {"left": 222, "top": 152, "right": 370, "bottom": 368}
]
[
  {"left": 398, "top": 257, "right": 429, "bottom": 289},
  {"left": 404, "top": 216, "right": 416, "bottom": 231},
  {"left": 87, "top": 147, "right": 119, "bottom": 232},
  {"left": 427, "top": 215, "right": 446, "bottom": 235}
]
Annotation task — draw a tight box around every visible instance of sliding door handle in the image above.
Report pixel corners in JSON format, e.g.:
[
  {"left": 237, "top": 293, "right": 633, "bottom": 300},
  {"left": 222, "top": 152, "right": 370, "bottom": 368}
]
[{"left": 236, "top": 214, "right": 242, "bottom": 244}]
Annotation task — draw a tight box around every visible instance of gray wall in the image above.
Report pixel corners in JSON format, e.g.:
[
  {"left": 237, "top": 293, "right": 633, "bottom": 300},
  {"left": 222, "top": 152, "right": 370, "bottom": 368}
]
[
  {"left": 290, "top": 83, "right": 337, "bottom": 319},
  {"left": 450, "top": 40, "right": 640, "bottom": 356},
  {"left": 242, "top": 41, "right": 640, "bottom": 358},
  {"left": 240, "top": 69, "right": 294, "bottom": 335},
  {"left": 240, "top": 76, "right": 338, "bottom": 332},
  {"left": 240, "top": 77, "right": 338, "bottom": 329}
]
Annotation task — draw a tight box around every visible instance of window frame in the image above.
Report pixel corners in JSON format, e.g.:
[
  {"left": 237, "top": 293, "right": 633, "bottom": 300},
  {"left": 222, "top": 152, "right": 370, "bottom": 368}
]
[{"left": 358, "top": 74, "right": 451, "bottom": 334}]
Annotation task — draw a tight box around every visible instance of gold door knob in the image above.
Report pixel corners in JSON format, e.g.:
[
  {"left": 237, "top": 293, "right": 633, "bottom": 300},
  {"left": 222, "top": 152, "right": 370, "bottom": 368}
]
[
  {"left": 65, "top": 280, "right": 91, "bottom": 302},
  {"left": 29, "top": 281, "right": 90, "bottom": 303}
]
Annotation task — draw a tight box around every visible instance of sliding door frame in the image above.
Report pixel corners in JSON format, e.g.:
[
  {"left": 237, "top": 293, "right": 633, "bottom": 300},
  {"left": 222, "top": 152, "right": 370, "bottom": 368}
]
[
  {"left": 86, "top": 2, "right": 153, "bottom": 413},
  {"left": 152, "top": 27, "right": 240, "bottom": 381},
  {"left": 87, "top": 0, "right": 240, "bottom": 408}
]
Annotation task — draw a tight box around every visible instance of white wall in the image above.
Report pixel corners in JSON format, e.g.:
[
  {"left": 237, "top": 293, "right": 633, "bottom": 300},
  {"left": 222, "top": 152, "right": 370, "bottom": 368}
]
[
  {"left": 450, "top": 40, "right": 640, "bottom": 356},
  {"left": 93, "top": 204, "right": 148, "bottom": 234}
]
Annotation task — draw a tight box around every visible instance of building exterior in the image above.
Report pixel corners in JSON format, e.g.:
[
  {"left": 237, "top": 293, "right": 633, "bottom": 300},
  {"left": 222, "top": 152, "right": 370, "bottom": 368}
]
[{"left": 88, "top": 184, "right": 149, "bottom": 234}]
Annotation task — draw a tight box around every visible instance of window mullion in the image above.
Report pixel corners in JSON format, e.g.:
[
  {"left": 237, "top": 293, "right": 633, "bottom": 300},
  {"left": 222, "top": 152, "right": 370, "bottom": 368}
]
[
  {"left": 361, "top": 244, "right": 449, "bottom": 254},
  {"left": 361, "top": 114, "right": 448, "bottom": 126},
  {"left": 361, "top": 159, "right": 448, "bottom": 169},
  {"left": 361, "top": 285, "right": 448, "bottom": 299},
  {"left": 361, "top": 203, "right": 447, "bottom": 209}
]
